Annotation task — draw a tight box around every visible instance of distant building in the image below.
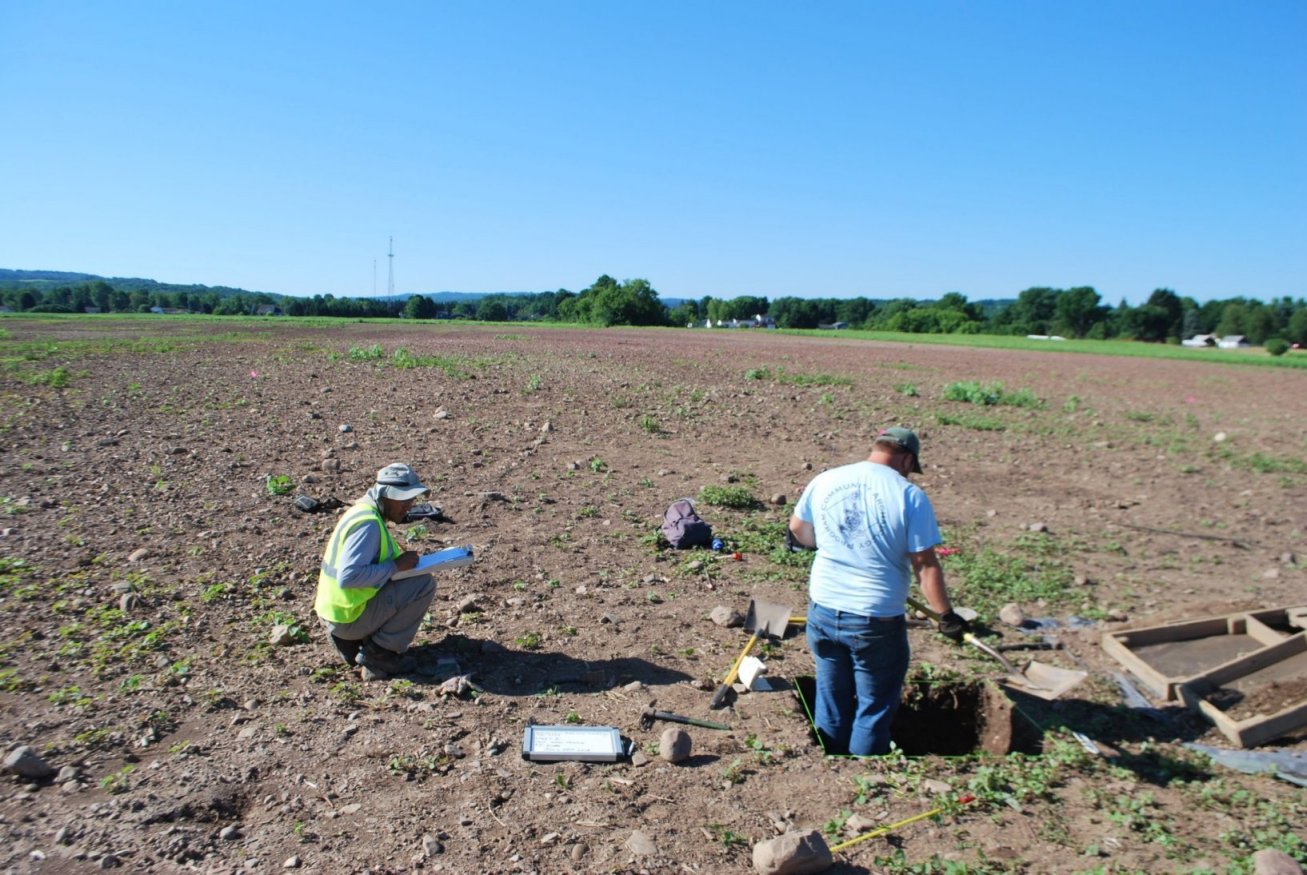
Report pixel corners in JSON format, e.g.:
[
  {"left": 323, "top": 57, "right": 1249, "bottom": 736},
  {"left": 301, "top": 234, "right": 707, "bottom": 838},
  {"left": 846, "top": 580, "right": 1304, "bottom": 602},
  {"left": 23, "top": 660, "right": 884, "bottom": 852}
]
[
  {"left": 254, "top": 305, "right": 283, "bottom": 317},
  {"left": 1217, "top": 335, "right": 1249, "bottom": 349},
  {"left": 1182, "top": 334, "right": 1218, "bottom": 347},
  {"left": 817, "top": 321, "right": 849, "bottom": 330}
]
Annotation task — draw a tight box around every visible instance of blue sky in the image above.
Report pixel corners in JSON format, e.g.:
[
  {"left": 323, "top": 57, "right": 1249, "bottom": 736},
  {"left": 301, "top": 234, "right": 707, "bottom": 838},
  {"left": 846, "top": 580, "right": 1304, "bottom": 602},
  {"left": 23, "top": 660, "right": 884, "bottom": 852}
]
[{"left": 2, "top": 1, "right": 1303, "bottom": 305}]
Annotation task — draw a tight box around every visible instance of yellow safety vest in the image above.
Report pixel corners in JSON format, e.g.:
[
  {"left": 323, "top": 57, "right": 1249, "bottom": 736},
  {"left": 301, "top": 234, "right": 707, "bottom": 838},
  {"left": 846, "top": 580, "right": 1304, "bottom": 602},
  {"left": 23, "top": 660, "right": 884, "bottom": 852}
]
[{"left": 314, "top": 500, "right": 400, "bottom": 624}]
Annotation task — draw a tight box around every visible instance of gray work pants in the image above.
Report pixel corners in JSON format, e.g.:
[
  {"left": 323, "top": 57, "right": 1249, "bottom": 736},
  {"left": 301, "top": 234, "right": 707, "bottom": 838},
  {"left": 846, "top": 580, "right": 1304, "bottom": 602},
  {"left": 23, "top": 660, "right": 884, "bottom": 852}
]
[{"left": 321, "top": 574, "right": 436, "bottom": 653}]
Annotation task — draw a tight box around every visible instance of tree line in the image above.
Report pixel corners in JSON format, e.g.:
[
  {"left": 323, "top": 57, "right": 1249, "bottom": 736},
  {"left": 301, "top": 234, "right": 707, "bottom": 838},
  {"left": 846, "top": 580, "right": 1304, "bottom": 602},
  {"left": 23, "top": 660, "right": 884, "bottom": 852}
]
[{"left": 3, "top": 274, "right": 1305, "bottom": 347}]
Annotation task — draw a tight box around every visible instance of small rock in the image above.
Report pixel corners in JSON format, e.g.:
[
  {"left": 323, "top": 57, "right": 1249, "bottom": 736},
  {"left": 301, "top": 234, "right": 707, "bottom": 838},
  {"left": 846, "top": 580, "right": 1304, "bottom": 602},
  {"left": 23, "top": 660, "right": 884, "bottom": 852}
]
[
  {"left": 922, "top": 778, "right": 953, "bottom": 795},
  {"left": 1262, "top": 568, "right": 1281, "bottom": 580},
  {"left": 998, "top": 603, "right": 1026, "bottom": 627},
  {"left": 98, "top": 855, "right": 120, "bottom": 869},
  {"left": 623, "top": 680, "right": 645, "bottom": 692},
  {"left": 751, "top": 829, "right": 833, "bottom": 875},
  {"left": 1074, "top": 574, "right": 1091, "bottom": 586},
  {"left": 422, "top": 834, "right": 443, "bottom": 856},
  {"left": 711, "top": 606, "right": 745, "bottom": 628},
  {"left": 127, "top": 548, "right": 149, "bottom": 563},
  {"left": 340, "top": 803, "right": 362, "bottom": 815},
  {"left": 321, "top": 458, "right": 341, "bottom": 473},
  {"left": 339, "top": 424, "right": 353, "bottom": 433},
  {"left": 269, "top": 624, "right": 297, "bottom": 646},
  {"left": 3, "top": 746, "right": 55, "bottom": 780},
  {"left": 283, "top": 856, "right": 301, "bottom": 869},
  {"left": 1028, "top": 522, "right": 1050, "bottom": 533},
  {"left": 802, "top": 462, "right": 812, "bottom": 470},
  {"left": 219, "top": 825, "right": 241, "bottom": 840},
  {"left": 119, "top": 592, "right": 139, "bottom": 613},
  {"left": 1213, "top": 431, "right": 1227, "bottom": 443},
  {"left": 626, "top": 830, "right": 657, "bottom": 856},
  {"left": 844, "top": 813, "right": 879, "bottom": 833},
  {"left": 1107, "top": 610, "right": 1129, "bottom": 622},
  {"left": 539, "top": 420, "right": 552, "bottom": 433},
  {"left": 433, "top": 407, "right": 450, "bottom": 420},
  {"left": 986, "top": 509, "right": 997, "bottom": 517},
  {"left": 770, "top": 493, "right": 787, "bottom": 506},
  {"left": 1252, "top": 848, "right": 1302, "bottom": 875},
  {"left": 569, "top": 842, "right": 588, "bottom": 861},
  {"left": 630, "top": 750, "right": 649, "bottom": 767},
  {"left": 540, "top": 832, "right": 560, "bottom": 846},
  {"left": 1281, "top": 552, "right": 1298, "bottom": 566},
  {"left": 659, "top": 728, "right": 691, "bottom": 763}
]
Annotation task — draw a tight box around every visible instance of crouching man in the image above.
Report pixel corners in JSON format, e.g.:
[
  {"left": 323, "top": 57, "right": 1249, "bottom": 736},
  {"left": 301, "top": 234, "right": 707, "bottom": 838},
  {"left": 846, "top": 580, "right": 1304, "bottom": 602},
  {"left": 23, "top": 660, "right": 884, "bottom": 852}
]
[{"left": 314, "top": 463, "right": 436, "bottom": 677}]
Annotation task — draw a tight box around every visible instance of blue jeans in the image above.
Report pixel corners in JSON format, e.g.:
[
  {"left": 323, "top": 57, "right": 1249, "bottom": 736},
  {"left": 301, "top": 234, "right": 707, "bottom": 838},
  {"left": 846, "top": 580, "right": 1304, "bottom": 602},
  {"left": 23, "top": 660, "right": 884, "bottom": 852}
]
[{"left": 806, "top": 601, "right": 909, "bottom": 756}]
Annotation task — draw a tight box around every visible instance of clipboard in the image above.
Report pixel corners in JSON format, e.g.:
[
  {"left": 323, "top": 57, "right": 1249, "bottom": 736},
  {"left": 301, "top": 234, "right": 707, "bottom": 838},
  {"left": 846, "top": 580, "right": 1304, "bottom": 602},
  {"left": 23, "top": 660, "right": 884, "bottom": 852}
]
[{"left": 391, "top": 545, "right": 474, "bottom": 580}]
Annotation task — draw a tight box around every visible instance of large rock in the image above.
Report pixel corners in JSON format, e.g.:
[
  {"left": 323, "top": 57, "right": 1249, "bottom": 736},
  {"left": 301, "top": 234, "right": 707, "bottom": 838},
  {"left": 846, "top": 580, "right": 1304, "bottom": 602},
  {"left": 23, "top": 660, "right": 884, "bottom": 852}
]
[
  {"left": 1252, "top": 848, "right": 1303, "bottom": 875},
  {"left": 998, "top": 603, "right": 1026, "bottom": 627},
  {"left": 4, "top": 746, "right": 55, "bottom": 779},
  {"left": 711, "top": 606, "right": 745, "bottom": 628},
  {"left": 752, "top": 829, "right": 833, "bottom": 875},
  {"left": 659, "top": 728, "right": 691, "bottom": 763}
]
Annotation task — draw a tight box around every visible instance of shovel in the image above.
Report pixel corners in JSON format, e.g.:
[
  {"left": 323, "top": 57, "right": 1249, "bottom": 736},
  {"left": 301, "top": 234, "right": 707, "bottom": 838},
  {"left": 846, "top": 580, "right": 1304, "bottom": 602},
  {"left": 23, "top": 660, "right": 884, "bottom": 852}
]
[
  {"left": 709, "top": 597, "right": 792, "bottom": 709},
  {"left": 906, "top": 596, "right": 1087, "bottom": 701}
]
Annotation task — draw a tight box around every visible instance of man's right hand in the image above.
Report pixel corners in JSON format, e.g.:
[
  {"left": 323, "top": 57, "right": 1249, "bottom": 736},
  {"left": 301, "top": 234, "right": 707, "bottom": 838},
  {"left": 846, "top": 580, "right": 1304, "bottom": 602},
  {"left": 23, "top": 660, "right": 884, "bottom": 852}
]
[
  {"left": 394, "top": 551, "right": 420, "bottom": 572},
  {"left": 937, "top": 611, "right": 972, "bottom": 643},
  {"left": 784, "top": 528, "right": 814, "bottom": 553}
]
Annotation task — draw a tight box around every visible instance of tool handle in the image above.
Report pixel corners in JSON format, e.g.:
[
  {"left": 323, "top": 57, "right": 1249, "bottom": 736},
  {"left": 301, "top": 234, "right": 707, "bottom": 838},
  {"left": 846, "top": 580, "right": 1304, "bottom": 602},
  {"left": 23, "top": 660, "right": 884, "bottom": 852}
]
[
  {"left": 905, "top": 595, "right": 941, "bottom": 622},
  {"left": 709, "top": 632, "right": 758, "bottom": 710}
]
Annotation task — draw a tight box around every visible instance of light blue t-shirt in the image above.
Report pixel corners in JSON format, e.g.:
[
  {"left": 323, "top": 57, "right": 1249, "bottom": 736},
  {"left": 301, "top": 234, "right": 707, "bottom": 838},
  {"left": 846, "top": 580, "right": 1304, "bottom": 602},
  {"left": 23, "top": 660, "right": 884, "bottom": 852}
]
[{"left": 794, "top": 460, "right": 941, "bottom": 617}]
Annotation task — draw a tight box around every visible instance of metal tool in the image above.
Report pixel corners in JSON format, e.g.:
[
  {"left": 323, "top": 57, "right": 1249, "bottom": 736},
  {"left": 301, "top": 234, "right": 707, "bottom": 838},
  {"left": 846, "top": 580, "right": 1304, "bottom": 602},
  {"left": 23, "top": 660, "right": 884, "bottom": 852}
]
[
  {"left": 640, "top": 708, "right": 731, "bottom": 732},
  {"left": 709, "top": 597, "right": 792, "bottom": 709},
  {"left": 906, "top": 596, "right": 1087, "bottom": 700}
]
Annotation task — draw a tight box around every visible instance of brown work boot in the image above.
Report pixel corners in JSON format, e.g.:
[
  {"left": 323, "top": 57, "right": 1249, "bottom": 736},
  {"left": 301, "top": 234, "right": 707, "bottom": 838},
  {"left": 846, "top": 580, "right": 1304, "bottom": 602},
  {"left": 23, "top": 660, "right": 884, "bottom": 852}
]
[{"left": 356, "top": 639, "right": 417, "bottom": 677}]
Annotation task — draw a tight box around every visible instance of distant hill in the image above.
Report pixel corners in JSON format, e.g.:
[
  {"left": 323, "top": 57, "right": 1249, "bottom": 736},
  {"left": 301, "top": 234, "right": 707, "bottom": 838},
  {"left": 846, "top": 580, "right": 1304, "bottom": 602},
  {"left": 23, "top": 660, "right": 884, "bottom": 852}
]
[{"left": 0, "top": 268, "right": 277, "bottom": 300}]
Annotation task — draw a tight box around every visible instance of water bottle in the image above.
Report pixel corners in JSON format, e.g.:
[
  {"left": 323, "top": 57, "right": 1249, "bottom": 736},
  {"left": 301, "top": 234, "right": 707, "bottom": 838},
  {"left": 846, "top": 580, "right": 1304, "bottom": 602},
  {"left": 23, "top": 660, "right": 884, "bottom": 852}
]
[{"left": 711, "top": 538, "right": 724, "bottom": 552}]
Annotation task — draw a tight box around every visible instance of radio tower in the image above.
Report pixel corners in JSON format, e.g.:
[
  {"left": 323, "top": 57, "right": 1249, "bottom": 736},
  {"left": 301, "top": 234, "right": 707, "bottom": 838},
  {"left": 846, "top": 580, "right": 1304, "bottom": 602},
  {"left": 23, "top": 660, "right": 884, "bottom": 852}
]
[{"left": 387, "top": 236, "right": 395, "bottom": 297}]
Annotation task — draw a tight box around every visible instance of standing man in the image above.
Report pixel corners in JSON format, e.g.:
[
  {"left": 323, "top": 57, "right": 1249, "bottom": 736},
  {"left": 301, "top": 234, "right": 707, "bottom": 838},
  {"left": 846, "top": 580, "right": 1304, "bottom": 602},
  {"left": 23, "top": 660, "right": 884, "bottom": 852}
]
[
  {"left": 789, "top": 428, "right": 970, "bottom": 756},
  {"left": 315, "top": 463, "right": 437, "bottom": 677}
]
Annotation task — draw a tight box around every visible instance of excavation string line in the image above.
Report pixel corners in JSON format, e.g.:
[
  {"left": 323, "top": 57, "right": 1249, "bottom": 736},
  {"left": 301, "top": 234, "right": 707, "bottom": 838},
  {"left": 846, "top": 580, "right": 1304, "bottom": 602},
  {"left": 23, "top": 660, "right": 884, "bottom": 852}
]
[{"left": 829, "top": 794, "right": 976, "bottom": 853}]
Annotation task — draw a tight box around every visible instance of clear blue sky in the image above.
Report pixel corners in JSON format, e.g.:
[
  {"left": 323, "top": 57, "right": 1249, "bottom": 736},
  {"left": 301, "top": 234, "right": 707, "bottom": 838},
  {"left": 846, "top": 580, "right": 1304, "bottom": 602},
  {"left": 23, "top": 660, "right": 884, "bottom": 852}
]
[{"left": 2, "top": 1, "right": 1303, "bottom": 305}]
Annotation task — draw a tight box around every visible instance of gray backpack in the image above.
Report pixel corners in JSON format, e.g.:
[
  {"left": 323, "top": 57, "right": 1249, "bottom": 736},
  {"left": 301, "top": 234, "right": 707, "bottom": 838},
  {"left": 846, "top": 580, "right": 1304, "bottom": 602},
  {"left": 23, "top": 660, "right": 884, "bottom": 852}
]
[{"left": 661, "top": 499, "right": 713, "bottom": 549}]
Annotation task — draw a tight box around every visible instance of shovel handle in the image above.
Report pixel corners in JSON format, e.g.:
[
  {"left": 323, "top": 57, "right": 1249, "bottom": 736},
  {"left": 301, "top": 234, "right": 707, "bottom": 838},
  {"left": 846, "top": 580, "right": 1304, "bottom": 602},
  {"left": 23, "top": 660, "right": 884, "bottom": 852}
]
[
  {"left": 709, "top": 632, "right": 759, "bottom": 709},
  {"left": 906, "top": 597, "right": 1017, "bottom": 673},
  {"left": 905, "top": 595, "right": 941, "bottom": 622}
]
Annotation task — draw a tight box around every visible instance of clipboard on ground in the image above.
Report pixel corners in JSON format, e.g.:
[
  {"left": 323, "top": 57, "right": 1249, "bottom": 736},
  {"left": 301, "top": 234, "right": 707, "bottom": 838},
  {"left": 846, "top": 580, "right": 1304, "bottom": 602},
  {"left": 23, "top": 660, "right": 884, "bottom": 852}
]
[{"left": 391, "top": 545, "right": 474, "bottom": 580}]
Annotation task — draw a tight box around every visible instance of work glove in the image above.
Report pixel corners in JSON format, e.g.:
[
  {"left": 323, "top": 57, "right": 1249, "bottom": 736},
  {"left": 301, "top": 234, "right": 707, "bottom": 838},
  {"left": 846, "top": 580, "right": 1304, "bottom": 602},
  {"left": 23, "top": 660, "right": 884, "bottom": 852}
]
[
  {"left": 937, "top": 611, "right": 972, "bottom": 643},
  {"left": 784, "top": 529, "right": 815, "bottom": 553}
]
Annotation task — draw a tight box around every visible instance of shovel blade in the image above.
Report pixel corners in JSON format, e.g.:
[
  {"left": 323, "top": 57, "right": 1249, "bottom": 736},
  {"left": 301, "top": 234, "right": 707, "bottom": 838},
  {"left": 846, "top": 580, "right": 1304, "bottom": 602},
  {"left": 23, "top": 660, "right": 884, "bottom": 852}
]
[
  {"left": 999, "top": 660, "right": 1089, "bottom": 701},
  {"left": 745, "top": 598, "right": 793, "bottom": 639}
]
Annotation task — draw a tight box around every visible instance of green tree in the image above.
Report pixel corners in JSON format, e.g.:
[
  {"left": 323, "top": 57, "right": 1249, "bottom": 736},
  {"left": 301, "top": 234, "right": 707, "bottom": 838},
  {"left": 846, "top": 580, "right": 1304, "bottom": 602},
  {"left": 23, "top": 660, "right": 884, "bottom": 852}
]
[
  {"left": 1053, "top": 286, "right": 1106, "bottom": 338},
  {"left": 1215, "top": 302, "right": 1247, "bottom": 338},
  {"left": 403, "top": 294, "right": 437, "bottom": 320},
  {"left": 476, "top": 297, "right": 510, "bottom": 321},
  {"left": 1286, "top": 309, "right": 1307, "bottom": 346},
  {"left": 770, "top": 297, "right": 822, "bottom": 329}
]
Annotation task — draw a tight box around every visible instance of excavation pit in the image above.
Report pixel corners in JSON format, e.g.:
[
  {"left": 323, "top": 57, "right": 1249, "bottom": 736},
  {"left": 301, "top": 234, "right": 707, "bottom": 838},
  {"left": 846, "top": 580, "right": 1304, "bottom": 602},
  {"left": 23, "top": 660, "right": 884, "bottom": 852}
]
[{"left": 795, "top": 676, "right": 1040, "bottom": 756}]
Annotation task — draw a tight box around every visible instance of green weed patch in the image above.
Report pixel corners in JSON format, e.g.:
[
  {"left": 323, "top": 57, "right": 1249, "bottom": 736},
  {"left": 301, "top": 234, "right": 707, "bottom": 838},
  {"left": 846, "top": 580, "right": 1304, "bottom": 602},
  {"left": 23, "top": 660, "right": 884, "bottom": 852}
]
[{"left": 943, "top": 380, "right": 1043, "bottom": 408}]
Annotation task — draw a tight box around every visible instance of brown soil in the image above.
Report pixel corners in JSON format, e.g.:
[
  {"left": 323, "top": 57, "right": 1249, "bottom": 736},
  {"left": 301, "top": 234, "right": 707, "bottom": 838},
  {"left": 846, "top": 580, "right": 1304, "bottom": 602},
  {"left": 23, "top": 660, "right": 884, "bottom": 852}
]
[{"left": 1, "top": 319, "right": 1304, "bottom": 873}]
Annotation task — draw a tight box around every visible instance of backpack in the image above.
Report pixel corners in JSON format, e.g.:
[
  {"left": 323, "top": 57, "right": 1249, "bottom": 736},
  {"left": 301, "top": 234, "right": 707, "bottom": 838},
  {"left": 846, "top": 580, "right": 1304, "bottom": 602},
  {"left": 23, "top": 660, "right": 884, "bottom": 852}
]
[{"left": 661, "top": 498, "right": 713, "bottom": 549}]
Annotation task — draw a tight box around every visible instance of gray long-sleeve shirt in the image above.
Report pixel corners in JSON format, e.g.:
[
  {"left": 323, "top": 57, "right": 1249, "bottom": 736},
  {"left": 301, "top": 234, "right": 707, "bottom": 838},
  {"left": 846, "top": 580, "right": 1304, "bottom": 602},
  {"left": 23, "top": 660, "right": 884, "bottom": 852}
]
[{"left": 335, "top": 509, "right": 398, "bottom": 590}]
